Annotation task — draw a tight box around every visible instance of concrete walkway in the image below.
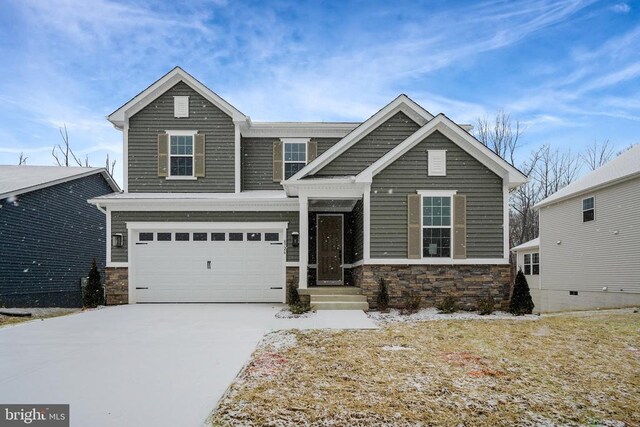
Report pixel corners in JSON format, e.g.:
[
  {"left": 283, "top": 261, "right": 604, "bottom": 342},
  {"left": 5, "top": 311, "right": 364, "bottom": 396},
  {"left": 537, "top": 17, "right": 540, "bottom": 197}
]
[{"left": 0, "top": 304, "right": 375, "bottom": 427}]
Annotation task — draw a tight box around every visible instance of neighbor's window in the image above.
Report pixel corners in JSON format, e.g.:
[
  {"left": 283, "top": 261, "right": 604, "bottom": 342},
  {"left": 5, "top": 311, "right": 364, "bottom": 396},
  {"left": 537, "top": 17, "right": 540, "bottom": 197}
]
[
  {"left": 523, "top": 253, "right": 539, "bottom": 275},
  {"left": 532, "top": 252, "right": 540, "bottom": 275},
  {"left": 582, "top": 196, "right": 595, "bottom": 222},
  {"left": 422, "top": 196, "right": 451, "bottom": 258},
  {"left": 169, "top": 133, "right": 194, "bottom": 177},
  {"left": 284, "top": 142, "right": 307, "bottom": 179}
]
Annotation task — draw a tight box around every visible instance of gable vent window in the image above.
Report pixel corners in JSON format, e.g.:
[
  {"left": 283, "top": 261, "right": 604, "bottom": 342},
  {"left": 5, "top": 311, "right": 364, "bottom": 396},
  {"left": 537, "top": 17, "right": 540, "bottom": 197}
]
[
  {"left": 174, "top": 96, "right": 189, "bottom": 118},
  {"left": 428, "top": 150, "right": 446, "bottom": 176},
  {"left": 582, "top": 196, "right": 595, "bottom": 222}
]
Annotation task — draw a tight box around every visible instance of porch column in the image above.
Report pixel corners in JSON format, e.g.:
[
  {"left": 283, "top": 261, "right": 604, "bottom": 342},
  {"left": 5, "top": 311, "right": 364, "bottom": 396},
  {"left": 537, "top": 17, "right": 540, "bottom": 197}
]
[{"left": 298, "top": 195, "right": 309, "bottom": 289}]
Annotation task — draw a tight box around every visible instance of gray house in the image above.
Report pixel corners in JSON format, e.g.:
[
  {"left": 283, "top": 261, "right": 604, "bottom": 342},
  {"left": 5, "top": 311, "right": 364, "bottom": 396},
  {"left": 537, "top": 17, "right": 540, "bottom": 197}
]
[
  {"left": 513, "top": 145, "right": 640, "bottom": 312},
  {"left": 0, "top": 166, "right": 119, "bottom": 307},
  {"left": 89, "top": 67, "right": 527, "bottom": 310}
]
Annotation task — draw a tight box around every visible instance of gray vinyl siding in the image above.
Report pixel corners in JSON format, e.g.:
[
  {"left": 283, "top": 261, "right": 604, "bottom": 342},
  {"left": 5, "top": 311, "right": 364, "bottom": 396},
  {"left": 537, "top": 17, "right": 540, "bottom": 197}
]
[
  {"left": 128, "top": 81, "right": 235, "bottom": 192},
  {"left": 370, "top": 130, "right": 504, "bottom": 258},
  {"left": 314, "top": 112, "right": 420, "bottom": 177},
  {"left": 0, "top": 174, "right": 114, "bottom": 307},
  {"left": 111, "top": 211, "right": 299, "bottom": 263},
  {"left": 242, "top": 137, "right": 339, "bottom": 190},
  {"left": 539, "top": 176, "right": 640, "bottom": 295}
]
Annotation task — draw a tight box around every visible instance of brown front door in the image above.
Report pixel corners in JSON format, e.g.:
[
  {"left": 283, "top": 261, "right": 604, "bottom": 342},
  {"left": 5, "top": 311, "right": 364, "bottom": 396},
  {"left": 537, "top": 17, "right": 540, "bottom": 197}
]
[{"left": 317, "top": 214, "right": 343, "bottom": 284}]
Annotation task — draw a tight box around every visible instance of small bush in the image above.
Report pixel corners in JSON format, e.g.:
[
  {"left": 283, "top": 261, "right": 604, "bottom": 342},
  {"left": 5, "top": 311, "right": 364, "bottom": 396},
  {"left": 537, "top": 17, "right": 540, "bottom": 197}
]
[
  {"left": 289, "top": 302, "right": 309, "bottom": 315},
  {"left": 83, "top": 258, "right": 104, "bottom": 308},
  {"left": 404, "top": 291, "right": 422, "bottom": 314},
  {"left": 510, "top": 270, "right": 535, "bottom": 315},
  {"left": 436, "top": 295, "right": 458, "bottom": 314},
  {"left": 377, "top": 278, "right": 389, "bottom": 312},
  {"left": 287, "top": 281, "right": 300, "bottom": 305},
  {"left": 477, "top": 296, "right": 495, "bottom": 315}
]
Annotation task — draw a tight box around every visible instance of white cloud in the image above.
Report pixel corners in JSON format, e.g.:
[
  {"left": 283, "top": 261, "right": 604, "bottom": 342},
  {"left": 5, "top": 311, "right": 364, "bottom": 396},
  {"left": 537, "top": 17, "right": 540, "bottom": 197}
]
[{"left": 611, "top": 3, "right": 631, "bottom": 13}]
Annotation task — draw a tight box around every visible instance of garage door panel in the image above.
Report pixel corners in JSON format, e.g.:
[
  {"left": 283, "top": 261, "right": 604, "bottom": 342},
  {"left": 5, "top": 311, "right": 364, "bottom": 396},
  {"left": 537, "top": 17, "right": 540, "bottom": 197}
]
[{"left": 132, "top": 228, "right": 285, "bottom": 303}]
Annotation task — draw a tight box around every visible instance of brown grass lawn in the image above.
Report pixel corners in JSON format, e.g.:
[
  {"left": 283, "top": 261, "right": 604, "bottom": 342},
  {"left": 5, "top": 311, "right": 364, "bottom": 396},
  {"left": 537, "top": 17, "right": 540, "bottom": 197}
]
[{"left": 212, "top": 311, "right": 640, "bottom": 426}]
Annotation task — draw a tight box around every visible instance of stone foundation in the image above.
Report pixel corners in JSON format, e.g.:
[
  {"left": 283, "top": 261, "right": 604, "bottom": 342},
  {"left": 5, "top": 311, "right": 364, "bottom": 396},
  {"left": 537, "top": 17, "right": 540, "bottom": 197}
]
[
  {"left": 353, "top": 264, "right": 511, "bottom": 310},
  {"left": 105, "top": 267, "right": 128, "bottom": 305},
  {"left": 285, "top": 267, "right": 310, "bottom": 306}
]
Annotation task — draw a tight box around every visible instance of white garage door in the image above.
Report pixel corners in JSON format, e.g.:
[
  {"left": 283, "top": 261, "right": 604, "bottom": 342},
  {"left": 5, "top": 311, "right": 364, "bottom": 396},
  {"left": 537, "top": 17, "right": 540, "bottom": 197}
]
[{"left": 131, "top": 225, "right": 286, "bottom": 303}]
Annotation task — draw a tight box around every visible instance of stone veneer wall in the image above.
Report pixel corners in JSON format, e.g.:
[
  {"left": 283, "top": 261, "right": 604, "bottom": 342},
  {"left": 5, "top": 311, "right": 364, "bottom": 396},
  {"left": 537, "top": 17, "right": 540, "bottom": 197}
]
[
  {"left": 285, "top": 267, "right": 310, "bottom": 305},
  {"left": 105, "top": 267, "right": 128, "bottom": 305},
  {"left": 352, "top": 264, "right": 511, "bottom": 310}
]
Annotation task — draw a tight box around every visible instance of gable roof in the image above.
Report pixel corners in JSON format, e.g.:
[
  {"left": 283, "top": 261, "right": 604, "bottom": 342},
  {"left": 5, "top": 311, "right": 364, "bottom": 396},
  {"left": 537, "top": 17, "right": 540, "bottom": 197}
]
[
  {"left": 107, "top": 67, "right": 247, "bottom": 128},
  {"left": 288, "top": 94, "right": 434, "bottom": 180},
  {"left": 510, "top": 237, "right": 539, "bottom": 252},
  {"left": 0, "top": 166, "right": 120, "bottom": 200},
  {"left": 535, "top": 144, "right": 640, "bottom": 209},
  {"left": 356, "top": 113, "right": 528, "bottom": 188}
]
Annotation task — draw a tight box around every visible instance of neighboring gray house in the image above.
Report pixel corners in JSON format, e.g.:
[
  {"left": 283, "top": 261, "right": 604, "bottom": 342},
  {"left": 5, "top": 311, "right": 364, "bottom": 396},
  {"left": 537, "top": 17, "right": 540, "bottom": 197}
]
[
  {"left": 0, "top": 166, "right": 119, "bottom": 307},
  {"left": 513, "top": 145, "right": 640, "bottom": 312},
  {"left": 89, "top": 67, "right": 527, "bottom": 310}
]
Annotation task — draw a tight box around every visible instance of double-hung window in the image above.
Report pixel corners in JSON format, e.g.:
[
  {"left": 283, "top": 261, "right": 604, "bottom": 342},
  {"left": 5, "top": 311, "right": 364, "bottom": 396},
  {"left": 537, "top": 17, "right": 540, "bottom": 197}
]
[
  {"left": 582, "top": 196, "right": 595, "bottom": 222},
  {"left": 523, "top": 253, "right": 540, "bottom": 275},
  {"left": 284, "top": 142, "right": 307, "bottom": 179},
  {"left": 168, "top": 131, "right": 195, "bottom": 177},
  {"left": 422, "top": 195, "right": 452, "bottom": 257}
]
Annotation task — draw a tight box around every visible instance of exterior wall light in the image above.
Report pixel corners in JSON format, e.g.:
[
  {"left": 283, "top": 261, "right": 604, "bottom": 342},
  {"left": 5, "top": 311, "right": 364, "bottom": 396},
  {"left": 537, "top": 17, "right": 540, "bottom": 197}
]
[
  {"left": 112, "top": 233, "right": 124, "bottom": 248},
  {"left": 291, "top": 232, "right": 299, "bottom": 247}
]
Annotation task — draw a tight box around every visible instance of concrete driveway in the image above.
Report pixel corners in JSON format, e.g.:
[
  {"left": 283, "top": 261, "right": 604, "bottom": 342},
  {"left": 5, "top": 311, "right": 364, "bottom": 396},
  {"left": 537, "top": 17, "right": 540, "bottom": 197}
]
[{"left": 0, "top": 304, "right": 282, "bottom": 427}]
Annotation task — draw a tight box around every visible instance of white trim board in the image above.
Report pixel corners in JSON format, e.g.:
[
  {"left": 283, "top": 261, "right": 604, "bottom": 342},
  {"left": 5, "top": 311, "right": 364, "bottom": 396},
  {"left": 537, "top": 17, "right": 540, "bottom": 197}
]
[
  {"left": 241, "top": 122, "right": 358, "bottom": 138},
  {"left": 365, "top": 258, "right": 510, "bottom": 265},
  {"left": 106, "top": 262, "right": 129, "bottom": 268},
  {"left": 357, "top": 115, "right": 528, "bottom": 188},
  {"left": 125, "top": 221, "right": 289, "bottom": 231},
  {"left": 288, "top": 94, "right": 434, "bottom": 180},
  {"left": 89, "top": 197, "right": 299, "bottom": 212}
]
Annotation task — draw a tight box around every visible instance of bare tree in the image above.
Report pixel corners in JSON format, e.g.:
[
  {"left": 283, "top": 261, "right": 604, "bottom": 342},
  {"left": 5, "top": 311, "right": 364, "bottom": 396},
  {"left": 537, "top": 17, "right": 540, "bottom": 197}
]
[
  {"left": 475, "top": 110, "right": 522, "bottom": 166},
  {"left": 105, "top": 153, "right": 116, "bottom": 176},
  {"left": 17, "top": 152, "right": 28, "bottom": 165},
  {"left": 52, "top": 124, "right": 86, "bottom": 167},
  {"left": 534, "top": 145, "right": 582, "bottom": 200},
  {"left": 51, "top": 124, "right": 118, "bottom": 174},
  {"left": 475, "top": 112, "right": 587, "bottom": 251},
  {"left": 581, "top": 139, "right": 615, "bottom": 171}
]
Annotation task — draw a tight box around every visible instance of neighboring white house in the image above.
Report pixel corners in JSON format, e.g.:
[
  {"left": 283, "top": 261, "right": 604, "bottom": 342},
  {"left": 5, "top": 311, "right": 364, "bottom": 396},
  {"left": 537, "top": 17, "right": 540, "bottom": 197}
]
[{"left": 513, "top": 145, "right": 640, "bottom": 312}]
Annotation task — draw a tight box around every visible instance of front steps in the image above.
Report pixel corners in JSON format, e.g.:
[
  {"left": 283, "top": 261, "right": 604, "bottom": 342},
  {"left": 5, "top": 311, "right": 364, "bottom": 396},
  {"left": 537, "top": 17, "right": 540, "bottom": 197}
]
[{"left": 298, "top": 286, "right": 369, "bottom": 311}]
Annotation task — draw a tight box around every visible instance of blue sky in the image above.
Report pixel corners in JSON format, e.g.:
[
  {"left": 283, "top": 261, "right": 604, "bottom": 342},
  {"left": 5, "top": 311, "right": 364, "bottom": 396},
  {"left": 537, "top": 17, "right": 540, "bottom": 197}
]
[{"left": 0, "top": 0, "right": 639, "bottom": 186}]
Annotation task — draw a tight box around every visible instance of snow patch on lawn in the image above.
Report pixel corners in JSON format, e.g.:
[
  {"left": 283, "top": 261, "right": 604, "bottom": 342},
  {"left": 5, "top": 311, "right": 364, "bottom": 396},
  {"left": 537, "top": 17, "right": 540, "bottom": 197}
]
[
  {"left": 257, "top": 330, "right": 298, "bottom": 352},
  {"left": 382, "top": 345, "right": 414, "bottom": 351},
  {"left": 368, "top": 308, "right": 539, "bottom": 325}
]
